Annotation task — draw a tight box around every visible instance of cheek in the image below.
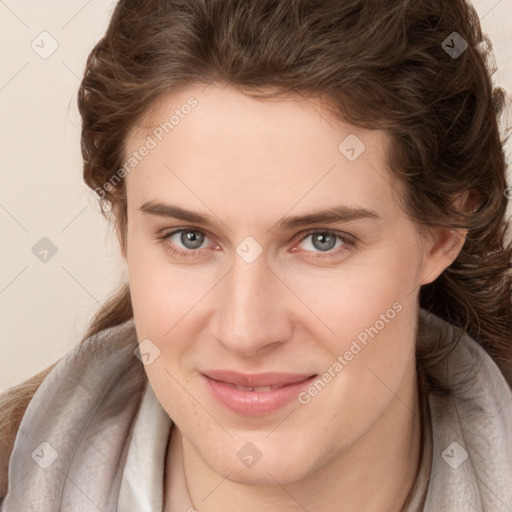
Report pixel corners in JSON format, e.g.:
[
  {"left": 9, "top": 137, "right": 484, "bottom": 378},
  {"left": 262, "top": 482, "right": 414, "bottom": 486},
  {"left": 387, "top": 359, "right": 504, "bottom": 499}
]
[
  {"left": 300, "top": 299, "right": 417, "bottom": 446},
  {"left": 126, "top": 238, "right": 208, "bottom": 338},
  {"left": 143, "top": 363, "right": 206, "bottom": 439},
  {"left": 296, "top": 236, "right": 421, "bottom": 395},
  {"left": 287, "top": 234, "right": 421, "bottom": 344}
]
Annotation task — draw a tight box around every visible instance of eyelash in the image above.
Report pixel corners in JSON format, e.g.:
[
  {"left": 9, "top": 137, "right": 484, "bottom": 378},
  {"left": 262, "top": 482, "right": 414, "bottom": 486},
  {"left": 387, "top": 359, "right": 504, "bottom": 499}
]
[{"left": 156, "top": 228, "right": 357, "bottom": 260}]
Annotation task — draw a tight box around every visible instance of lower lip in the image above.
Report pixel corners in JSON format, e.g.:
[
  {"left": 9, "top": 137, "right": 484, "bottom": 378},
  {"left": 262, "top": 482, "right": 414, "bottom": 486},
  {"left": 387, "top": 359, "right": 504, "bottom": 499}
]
[{"left": 203, "top": 374, "right": 317, "bottom": 416}]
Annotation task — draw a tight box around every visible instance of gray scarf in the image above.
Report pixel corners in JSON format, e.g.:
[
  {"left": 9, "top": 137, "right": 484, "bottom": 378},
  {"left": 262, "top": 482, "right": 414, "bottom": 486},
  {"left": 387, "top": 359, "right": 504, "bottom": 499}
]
[{"left": 1, "top": 309, "right": 511, "bottom": 511}]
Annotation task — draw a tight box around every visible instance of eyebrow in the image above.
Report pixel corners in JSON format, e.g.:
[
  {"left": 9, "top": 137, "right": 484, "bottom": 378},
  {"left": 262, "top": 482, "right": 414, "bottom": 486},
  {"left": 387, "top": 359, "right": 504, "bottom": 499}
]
[{"left": 139, "top": 201, "right": 380, "bottom": 232}]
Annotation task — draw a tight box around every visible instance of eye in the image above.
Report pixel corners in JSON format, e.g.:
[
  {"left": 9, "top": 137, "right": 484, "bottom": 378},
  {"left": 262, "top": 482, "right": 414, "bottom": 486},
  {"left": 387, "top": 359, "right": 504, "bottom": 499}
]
[
  {"left": 158, "top": 228, "right": 215, "bottom": 258},
  {"left": 292, "top": 229, "right": 355, "bottom": 259}
]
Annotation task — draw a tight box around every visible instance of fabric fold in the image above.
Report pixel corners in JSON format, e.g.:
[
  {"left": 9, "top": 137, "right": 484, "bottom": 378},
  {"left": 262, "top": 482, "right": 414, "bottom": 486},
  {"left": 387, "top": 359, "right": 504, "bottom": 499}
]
[
  {"left": 1, "top": 319, "right": 146, "bottom": 511},
  {"left": 117, "top": 381, "right": 172, "bottom": 512}
]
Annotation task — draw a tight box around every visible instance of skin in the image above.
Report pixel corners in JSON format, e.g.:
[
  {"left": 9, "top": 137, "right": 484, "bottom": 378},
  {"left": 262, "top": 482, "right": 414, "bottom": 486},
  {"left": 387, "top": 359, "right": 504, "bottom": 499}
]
[{"left": 119, "top": 83, "right": 467, "bottom": 511}]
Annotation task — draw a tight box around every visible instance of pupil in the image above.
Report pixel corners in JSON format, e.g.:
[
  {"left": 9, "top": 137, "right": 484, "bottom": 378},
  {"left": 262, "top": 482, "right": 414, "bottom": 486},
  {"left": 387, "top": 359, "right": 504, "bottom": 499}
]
[{"left": 313, "top": 233, "right": 335, "bottom": 251}]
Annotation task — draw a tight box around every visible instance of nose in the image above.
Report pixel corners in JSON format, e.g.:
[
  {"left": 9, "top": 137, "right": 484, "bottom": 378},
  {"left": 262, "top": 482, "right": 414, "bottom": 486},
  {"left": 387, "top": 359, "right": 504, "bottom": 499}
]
[{"left": 208, "top": 252, "right": 294, "bottom": 358}]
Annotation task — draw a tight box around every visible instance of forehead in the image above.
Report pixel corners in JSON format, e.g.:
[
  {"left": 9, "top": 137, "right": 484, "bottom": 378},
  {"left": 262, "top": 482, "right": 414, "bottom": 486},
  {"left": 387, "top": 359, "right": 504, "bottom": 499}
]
[
  {"left": 130, "top": 82, "right": 391, "bottom": 153},
  {"left": 124, "top": 83, "right": 399, "bottom": 220}
]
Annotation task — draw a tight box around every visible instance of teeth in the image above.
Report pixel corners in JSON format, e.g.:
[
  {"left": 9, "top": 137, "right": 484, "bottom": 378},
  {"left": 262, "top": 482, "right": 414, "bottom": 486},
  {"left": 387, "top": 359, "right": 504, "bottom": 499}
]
[{"left": 234, "top": 384, "right": 273, "bottom": 392}]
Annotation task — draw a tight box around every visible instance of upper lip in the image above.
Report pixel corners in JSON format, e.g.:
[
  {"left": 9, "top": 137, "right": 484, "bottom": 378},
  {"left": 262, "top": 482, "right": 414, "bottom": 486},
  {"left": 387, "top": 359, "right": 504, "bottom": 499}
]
[{"left": 202, "top": 370, "right": 316, "bottom": 388}]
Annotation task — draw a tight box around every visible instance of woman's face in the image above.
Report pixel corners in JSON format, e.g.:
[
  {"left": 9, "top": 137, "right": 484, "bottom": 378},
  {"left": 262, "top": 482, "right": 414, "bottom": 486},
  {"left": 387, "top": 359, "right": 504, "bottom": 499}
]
[{"left": 122, "top": 83, "right": 459, "bottom": 485}]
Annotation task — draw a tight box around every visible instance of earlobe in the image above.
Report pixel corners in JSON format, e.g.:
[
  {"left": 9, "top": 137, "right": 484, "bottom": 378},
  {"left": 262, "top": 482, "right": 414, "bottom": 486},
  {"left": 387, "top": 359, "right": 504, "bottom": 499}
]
[{"left": 420, "top": 227, "right": 467, "bottom": 286}]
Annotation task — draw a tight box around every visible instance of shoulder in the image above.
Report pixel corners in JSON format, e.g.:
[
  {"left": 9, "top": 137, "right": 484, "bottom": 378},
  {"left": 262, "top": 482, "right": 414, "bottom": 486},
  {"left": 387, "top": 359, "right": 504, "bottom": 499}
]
[
  {"left": 418, "top": 308, "right": 512, "bottom": 508},
  {"left": 0, "top": 316, "right": 141, "bottom": 500},
  {"left": 418, "top": 307, "right": 512, "bottom": 392},
  {"left": 0, "top": 362, "right": 57, "bottom": 498}
]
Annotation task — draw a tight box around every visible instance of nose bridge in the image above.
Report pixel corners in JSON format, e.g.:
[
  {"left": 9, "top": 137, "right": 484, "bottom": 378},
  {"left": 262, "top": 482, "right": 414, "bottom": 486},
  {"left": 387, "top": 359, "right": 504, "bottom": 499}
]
[{"left": 211, "top": 251, "right": 291, "bottom": 355}]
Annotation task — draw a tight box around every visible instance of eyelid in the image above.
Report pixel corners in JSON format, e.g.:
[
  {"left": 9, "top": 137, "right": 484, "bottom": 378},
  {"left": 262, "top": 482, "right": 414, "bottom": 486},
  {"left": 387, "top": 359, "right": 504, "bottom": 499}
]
[
  {"left": 158, "top": 226, "right": 217, "bottom": 247},
  {"left": 292, "top": 227, "right": 358, "bottom": 246}
]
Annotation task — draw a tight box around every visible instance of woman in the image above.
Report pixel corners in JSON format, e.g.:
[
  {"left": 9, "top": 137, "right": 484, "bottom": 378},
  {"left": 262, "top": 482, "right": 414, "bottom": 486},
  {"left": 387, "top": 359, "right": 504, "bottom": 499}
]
[{"left": 1, "top": 0, "right": 511, "bottom": 510}]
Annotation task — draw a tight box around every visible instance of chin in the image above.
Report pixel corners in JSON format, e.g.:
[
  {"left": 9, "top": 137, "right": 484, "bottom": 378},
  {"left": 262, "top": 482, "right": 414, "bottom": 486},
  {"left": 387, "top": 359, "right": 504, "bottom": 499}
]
[
  {"left": 201, "top": 441, "right": 313, "bottom": 486},
  {"left": 219, "top": 462, "right": 306, "bottom": 486}
]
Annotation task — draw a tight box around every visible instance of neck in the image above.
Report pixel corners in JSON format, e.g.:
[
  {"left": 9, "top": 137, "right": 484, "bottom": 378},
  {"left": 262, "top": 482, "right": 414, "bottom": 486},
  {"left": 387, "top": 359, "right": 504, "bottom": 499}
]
[{"left": 174, "top": 366, "right": 422, "bottom": 512}]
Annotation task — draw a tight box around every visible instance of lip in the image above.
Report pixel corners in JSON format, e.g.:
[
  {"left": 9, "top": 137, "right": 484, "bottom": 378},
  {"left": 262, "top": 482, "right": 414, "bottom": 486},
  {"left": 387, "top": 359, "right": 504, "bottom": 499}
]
[{"left": 202, "top": 370, "right": 317, "bottom": 416}]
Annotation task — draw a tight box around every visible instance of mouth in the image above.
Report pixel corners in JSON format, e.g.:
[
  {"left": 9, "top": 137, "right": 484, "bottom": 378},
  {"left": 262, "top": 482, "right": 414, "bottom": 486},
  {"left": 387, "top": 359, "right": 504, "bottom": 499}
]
[
  {"left": 202, "top": 369, "right": 316, "bottom": 388},
  {"left": 201, "top": 370, "right": 318, "bottom": 416},
  {"left": 220, "top": 382, "right": 286, "bottom": 392}
]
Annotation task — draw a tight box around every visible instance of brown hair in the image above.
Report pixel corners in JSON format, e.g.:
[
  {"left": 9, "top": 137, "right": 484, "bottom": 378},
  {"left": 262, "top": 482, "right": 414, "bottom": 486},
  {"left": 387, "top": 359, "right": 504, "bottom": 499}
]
[{"left": 1, "top": 0, "right": 511, "bottom": 500}]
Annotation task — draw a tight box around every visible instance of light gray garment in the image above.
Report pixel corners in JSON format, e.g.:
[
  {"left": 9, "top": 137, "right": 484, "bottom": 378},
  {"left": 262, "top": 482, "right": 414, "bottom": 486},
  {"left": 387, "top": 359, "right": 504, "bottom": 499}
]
[
  {"left": 117, "top": 381, "right": 171, "bottom": 512},
  {"left": 1, "top": 308, "right": 511, "bottom": 511}
]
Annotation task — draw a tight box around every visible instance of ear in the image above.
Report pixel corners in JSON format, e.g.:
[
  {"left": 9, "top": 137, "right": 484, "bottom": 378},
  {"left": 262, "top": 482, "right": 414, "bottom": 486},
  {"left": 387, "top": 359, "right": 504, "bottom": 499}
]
[
  {"left": 419, "top": 226, "right": 467, "bottom": 286},
  {"left": 419, "top": 191, "right": 472, "bottom": 286}
]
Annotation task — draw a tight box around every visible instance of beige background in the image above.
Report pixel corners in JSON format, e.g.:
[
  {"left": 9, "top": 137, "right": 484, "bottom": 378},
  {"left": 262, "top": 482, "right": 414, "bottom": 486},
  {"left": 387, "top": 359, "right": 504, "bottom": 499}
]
[{"left": 1, "top": 0, "right": 511, "bottom": 393}]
